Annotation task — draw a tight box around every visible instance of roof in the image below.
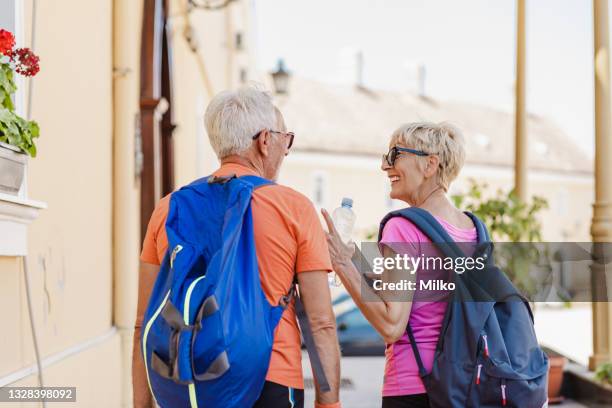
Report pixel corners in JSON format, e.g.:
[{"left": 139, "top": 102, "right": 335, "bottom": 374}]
[{"left": 273, "top": 77, "right": 592, "bottom": 174}]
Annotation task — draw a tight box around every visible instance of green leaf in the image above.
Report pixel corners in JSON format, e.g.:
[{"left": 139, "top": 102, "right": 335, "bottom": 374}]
[
  {"left": 29, "top": 120, "right": 40, "bottom": 138},
  {"left": 0, "top": 63, "right": 17, "bottom": 111},
  {"left": 0, "top": 107, "right": 40, "bottom": 156}
]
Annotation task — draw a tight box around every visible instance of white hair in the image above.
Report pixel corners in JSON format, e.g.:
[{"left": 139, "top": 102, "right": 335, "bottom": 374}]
[{"left": 204, "top": 86, "right": 278, "bottom": 159}]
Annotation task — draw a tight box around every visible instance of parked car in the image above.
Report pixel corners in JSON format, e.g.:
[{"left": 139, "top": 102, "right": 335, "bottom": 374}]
[
  {"left": 336, "top": 305, "right": 385, "bottom": 356},
  {"left": 301, "top": 292, "right": 386, "bottom": 356}
]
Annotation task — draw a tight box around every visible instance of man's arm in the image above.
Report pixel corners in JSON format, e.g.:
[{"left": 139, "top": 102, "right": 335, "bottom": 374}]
[
  {"left": 133, "top": 262, "right": 159, "bottom": 408},
  {"left": 297, "top": 271, "right": 341, "bottom": 407}
]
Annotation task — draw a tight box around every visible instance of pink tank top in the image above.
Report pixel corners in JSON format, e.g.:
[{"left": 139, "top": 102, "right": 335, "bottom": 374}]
[{"left": 379, "top": 215, "right": 477, "bottom": 397}]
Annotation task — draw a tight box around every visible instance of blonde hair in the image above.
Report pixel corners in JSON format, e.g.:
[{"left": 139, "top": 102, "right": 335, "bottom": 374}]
[{"left": 390, "top": 122, "right": 465, "bottom": 191}]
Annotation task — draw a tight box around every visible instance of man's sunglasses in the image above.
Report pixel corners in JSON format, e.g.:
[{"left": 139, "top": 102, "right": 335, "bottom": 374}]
[
  {"left": 252, "top": 130, "right": 295, "bottom": 150},
  {"left": 382, "top": 146, "right": 431, "bottom": 167}
]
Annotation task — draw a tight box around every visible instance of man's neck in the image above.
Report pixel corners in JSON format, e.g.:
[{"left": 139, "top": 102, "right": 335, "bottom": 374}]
[{"left": 220, "top": 155, "right": 265, "bottom": 177}]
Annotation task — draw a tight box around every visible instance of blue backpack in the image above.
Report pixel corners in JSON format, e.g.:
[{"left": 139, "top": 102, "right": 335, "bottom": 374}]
[
  {"left": 141, "top": 174, "right": 327, "bottom": 407},
  {"left": 378, "top": 207, "right": 549, "bottom": 408}
]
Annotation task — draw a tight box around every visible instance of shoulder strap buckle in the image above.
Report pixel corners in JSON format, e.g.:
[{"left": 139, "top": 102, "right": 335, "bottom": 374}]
[{"left": 207, "top": 174, "right": 237, "bottom": 184}]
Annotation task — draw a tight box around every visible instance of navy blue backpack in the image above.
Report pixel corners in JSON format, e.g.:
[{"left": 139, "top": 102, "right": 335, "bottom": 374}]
[
  {"left": 140, "top": 174, "right": 327, "bottom": 407},
  {"left": 378, "top": 207, "right": 549, "bottom": 408}
]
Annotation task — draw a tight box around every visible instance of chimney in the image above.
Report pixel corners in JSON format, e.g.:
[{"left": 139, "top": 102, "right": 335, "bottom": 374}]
[
  {"left": 336, "top": 47, "right": 366, "bottom": 87},
  {"left": 355, "top": 50, "right": 364, "bottom": 88},
  {"left": 417, "top": 64, "right": 426, "bottom": 98}
]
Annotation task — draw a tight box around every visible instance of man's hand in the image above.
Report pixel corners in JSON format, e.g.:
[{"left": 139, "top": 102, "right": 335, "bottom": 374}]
[{"left": 297, "top": 271, "right": 341, "bottom": 406}]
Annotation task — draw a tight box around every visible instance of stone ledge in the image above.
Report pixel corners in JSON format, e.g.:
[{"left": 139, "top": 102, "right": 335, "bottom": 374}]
[{"left": 0, "top": 192, "right": 46, "bottom": 256}]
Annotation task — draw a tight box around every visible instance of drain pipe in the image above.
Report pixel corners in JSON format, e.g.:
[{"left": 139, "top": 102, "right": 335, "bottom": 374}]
[
  {"left": 23, "top": 1, "right": 47, "bottom": 407},
  {"left": 112, "top": 0, "right": 142, "bottom": 406}
]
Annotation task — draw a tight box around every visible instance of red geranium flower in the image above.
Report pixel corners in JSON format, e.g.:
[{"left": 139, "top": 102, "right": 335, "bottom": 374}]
[
  {"left": 12, "top": 47, "right": 40, "bottom": 77},
  {"left": 0, "top": 29, "right": 15, "bottom": 56}
]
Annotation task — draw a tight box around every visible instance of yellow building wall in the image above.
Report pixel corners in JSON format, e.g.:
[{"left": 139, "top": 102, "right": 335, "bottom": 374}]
[
  {"left": 167, "top": 0, "right": 255, "bottom": 186},
  {"left": 25, "top": 0, "right": 114, "bottom": 350},
  {"left": 7, "top": 334, "right": 121, "bottom": 408},
  {"left": 0, "top": 0, "right": 255, "bottom": 406},
  {"left": 0, "top": 0, "right": 120, "bottom": 406}
]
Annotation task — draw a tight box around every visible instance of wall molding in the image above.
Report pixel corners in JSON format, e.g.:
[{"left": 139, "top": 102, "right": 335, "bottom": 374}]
[
  {"left": 0, "top": 327, "right": 118, "bottom": 387},
  {"left": 0, "top": 193, "right": 46, "bottom": 256}
]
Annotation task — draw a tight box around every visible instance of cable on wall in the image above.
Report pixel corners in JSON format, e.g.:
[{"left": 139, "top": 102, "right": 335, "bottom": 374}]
[{"left": 22, "top": 1, "right": 46, "bottom": 406}]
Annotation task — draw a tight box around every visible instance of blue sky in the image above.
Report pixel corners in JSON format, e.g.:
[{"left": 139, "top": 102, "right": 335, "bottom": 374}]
[{"left": 254, "top": 0, "right": 595, "bottom": 156}]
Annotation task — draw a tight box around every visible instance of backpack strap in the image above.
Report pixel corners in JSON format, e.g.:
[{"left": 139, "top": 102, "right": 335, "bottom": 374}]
[
  {"left": 293, "top": 281, "right": 331, "bottom": 393},
  {"left": 464, "top": 211, "right": 491, "bottom": 243},
  {"left": 278, "top": 280, "right": 331, "bottom": 393},
  {"left": 406, "top": 324, "right": 428, "bottom": 378},
  {"left": 378, "top": 207, "right": 465, "bottom": 258}
]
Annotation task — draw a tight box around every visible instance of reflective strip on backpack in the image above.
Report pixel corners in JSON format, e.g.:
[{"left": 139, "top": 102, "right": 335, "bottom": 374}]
[
  {"left": 143, "top": 290, "right": 171, "bottom": 407},
  {"left": 184, "top": 277, "right": 206, "bottom": 408},
  {"left": 188, "top": 385, "right": 198, "bottom": 408},
  {"left": 184, "top": 276, "right": 207, "bottom": 325},
  {"left": 170, "top": 245, "right": 183, "bottom": 269}
]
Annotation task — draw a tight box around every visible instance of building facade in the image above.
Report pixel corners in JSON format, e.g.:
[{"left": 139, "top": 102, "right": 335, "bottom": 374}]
[
  {"left": 0, "top": 0, "right": 251, "bottom": 406},
  {"left": 0, "top": 1, "right": 609, "bottom": 407},
  {"left": 274, "top": 76, "right": 594, "bottom": 242}
]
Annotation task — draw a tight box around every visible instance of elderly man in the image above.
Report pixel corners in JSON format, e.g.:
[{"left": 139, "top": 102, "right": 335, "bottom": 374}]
[{"left": 132, "top": 86, "right": 341, "bottom": 408}]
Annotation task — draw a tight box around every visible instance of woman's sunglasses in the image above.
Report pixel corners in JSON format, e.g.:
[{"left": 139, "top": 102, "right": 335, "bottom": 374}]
[{"left": 382, "top": 146, "right": 431, "bottom": 167}]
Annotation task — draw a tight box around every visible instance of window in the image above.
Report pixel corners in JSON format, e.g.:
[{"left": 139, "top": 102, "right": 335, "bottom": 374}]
[
  {"left": 312, "top": 171, "right": 328, "bottom": 207},
  {"left": 0, "top": 1, "right": 17, "bottom": 32},
  {"left": 235, "top": 32, "right": 243, "bottom": 51},
  {"left": 0, "top": 0, "right": 24, "bottom": 115},
  {"left": 384, "top": 181, "right": 394, "bottom": 209},
  {"left": 239, "top": 67, "right": 248, "bottom": 83},
  {"left": 555, "top": 189, "right": 569, "bottom": 216},
  {"left": 384, "top": 179, "right": 402, "bottom": 210}
]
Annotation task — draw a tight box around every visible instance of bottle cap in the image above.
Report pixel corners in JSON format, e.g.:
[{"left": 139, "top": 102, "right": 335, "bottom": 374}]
[{"left": 341, "top": 197, "right": 353, "bottom": 208}]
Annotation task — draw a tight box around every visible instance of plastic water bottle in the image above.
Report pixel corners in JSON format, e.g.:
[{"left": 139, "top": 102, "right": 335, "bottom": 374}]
[
  {"left": 329, "top": 198, "right": 356, "bottom": 287},
  {"left": 332, "top": 197, "right": 356, "bottom": 244}
]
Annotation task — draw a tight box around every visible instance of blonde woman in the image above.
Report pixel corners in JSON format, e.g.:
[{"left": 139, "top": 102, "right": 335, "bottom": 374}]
[{"left": 322, "top": 122, "right": 476, "bottom": 408}]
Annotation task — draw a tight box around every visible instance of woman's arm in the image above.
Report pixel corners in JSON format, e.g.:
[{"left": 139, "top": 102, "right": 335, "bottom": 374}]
[{"left": 321, "top": 209, "right": 416, "bottom": 344}]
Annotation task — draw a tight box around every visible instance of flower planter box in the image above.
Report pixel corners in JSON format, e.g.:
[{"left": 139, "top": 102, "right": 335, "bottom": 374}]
[{"left": 0, "top": 141, "right": 26, "bottom": 196}]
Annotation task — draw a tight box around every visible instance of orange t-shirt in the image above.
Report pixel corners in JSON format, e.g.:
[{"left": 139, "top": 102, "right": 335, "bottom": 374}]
[{"left": 140, "top": 162, "right": 333, "bottom": 389}]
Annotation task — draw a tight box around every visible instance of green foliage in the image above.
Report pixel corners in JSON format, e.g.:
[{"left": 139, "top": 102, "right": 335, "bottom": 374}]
[
  {"left": 596, "top": 362, "right": 612, "bottom": 384},
  {"left": 0, "top": 61, "right": 38, "bottom": 156},
  {"left": 452, "top": 179, "right": 550, "bottom": 296},
  {"left": 451, "top": 179, "right": 548, "bottom": 242},
  {"left": 0, "top": 107, "right": 39, "bottom": 156},
  {"left": 0, "top": 62, "right": 16, "bottom": 110}
]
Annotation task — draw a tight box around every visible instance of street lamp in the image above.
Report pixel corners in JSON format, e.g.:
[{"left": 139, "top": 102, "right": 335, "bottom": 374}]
[{"left": 271, "top": 59, "right": 290, "bottom": 94}]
